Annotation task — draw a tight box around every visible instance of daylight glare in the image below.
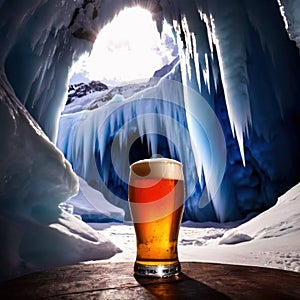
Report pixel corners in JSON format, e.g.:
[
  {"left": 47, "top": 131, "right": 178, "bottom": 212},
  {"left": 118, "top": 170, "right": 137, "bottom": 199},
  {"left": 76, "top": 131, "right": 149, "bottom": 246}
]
[{"left": 72, "top": 7, "right": 176, "bottom": 85}]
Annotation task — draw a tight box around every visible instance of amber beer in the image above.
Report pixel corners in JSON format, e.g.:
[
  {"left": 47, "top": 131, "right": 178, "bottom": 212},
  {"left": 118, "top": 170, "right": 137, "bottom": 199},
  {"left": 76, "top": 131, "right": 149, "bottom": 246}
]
[{"left": 128, "top": 158, "right": 184, "bottom": 277}]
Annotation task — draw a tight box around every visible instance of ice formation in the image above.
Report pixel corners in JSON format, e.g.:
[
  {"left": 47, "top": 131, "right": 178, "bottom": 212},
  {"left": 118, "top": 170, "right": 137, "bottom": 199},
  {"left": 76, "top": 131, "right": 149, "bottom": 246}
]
[
  {"left": 66, "top": 176, "right": 125, "bottom": 222},
  {"left": 0, "top": 0, "right": 300, "bottom": 281},
  {"left": 0, "top": 74, "right": 120, "bottom": 281}
]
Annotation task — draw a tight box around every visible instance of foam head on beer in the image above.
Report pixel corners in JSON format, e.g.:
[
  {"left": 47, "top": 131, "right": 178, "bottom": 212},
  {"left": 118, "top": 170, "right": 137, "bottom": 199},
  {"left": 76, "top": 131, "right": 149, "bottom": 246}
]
[
  {"left": 129, "top": 158, "right": 184, "bottom": 223},
  {"left": 130, "top": 158, "right": 184, "bottom": 182}
]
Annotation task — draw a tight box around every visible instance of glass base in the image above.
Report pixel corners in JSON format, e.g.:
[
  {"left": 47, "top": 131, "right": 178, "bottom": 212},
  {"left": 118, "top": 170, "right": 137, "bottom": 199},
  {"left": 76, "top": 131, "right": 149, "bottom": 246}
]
[{"left": 134, "top": 262, "right": 181, "bottom": 278}]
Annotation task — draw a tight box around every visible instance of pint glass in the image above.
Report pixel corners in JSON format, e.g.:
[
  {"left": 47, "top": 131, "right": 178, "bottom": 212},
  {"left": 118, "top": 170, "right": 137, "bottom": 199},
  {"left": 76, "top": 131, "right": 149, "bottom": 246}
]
[{"left": 128, "top": 158, "right": 184, "bottom": 277}]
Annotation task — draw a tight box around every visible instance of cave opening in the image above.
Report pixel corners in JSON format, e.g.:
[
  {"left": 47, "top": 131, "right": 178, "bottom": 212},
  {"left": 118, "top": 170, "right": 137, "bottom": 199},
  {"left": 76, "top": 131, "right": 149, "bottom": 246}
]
[{"left": 68, "top": 6, "right": 178, "bottom": 86}]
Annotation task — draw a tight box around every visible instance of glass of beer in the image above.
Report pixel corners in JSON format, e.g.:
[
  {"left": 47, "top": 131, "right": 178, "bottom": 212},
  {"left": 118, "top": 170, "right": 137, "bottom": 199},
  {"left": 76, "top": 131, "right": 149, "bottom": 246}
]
[{"left": 128, "top": 158, "right": 185, "bottom": 278}]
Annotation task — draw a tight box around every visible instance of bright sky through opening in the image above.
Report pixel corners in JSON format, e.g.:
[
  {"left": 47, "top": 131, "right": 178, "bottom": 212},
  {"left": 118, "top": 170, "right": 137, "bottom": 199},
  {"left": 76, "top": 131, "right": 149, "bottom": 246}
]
[{"left": 70, "top": 7, "right": 177, "bottom": 85}]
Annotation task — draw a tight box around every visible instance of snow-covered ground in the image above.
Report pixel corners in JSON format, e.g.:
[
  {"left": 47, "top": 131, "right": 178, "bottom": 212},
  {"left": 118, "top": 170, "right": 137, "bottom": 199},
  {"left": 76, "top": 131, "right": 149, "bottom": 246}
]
[{"left": 87, "top": 183, "right": 300, "bottom": 273}]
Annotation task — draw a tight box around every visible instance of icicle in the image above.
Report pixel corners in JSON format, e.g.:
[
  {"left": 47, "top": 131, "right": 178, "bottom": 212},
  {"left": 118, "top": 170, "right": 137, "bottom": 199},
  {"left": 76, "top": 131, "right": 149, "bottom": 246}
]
[
  {"left": 203, "top": 53, "right": 210, "bottom": 93},
  {"left": 199, "top": 10, "right": 214, "bottom": 54},
  {"left": 173, "top": 9, "right": 227, "bottom": 211},
  {"left": 191, "top": 33, "right": 202, "bottom": 93},
  {"left": 204, "top": 0, "right": 252, "bottom": 165}
]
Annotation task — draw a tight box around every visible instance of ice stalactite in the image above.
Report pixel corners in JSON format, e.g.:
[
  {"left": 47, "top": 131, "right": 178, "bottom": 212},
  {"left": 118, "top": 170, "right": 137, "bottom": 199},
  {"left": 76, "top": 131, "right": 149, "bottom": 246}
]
[
  {"left": 201, "top": 0, "right": 252, "bottom": 166},
  {"left": 171, "top": 6, "right": 227, "bottom": 219}
]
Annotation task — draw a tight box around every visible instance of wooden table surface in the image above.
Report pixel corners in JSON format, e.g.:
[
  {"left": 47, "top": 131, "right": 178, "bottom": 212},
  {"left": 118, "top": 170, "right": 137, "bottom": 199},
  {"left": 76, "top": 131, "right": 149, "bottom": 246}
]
[{"left": 1, "top": 262, "right": 300, "bottom": 299}]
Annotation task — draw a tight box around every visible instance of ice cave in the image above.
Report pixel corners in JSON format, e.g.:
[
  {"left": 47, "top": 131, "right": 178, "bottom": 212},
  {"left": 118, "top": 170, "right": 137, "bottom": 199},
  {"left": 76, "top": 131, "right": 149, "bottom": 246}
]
[{"left": 0, "top": 0, "right": 300, "bottom": 281}]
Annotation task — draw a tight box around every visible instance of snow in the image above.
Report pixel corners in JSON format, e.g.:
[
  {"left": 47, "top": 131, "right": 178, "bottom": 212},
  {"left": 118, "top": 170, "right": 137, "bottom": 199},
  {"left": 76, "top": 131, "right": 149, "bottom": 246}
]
[
  {"left": 62, "top": 89, "right": 112, "bottom": 114},
  {"left": 0, "top": 74, "right": 121, "bottom": 282},
  {"left": 61, "top": 79, "right": 164, "bottom": 115},
  {"left": 89, "top": 182, "right": 300, "bottom": 273},
  {"left": 66, "top": 176, "right": 125, "bottom": 222}
]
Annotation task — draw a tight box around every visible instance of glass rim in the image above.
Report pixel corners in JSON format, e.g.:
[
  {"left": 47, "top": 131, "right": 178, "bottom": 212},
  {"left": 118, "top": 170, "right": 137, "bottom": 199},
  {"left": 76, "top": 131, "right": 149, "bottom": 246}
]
[{"left": 130, "top": 157, "right": 183, "bottom": 168}]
